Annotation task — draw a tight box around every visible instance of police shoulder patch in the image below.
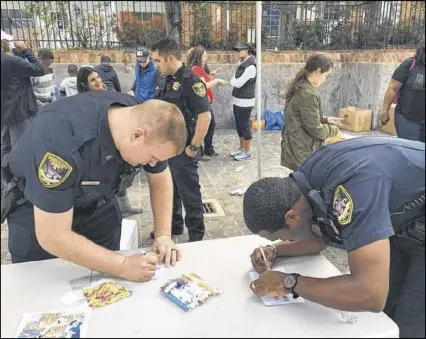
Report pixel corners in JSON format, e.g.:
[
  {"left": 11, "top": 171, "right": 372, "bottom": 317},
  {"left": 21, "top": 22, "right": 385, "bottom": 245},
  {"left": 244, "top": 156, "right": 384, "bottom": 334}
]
[
  {"left": 192, "top": 82, "right": 206, "bottom": 97},
  {"left": 332, "top": 185, "right": 353, "bottom": 225},
  {"left": 38, "top": 152, "right": 73, "bottom": 188}
]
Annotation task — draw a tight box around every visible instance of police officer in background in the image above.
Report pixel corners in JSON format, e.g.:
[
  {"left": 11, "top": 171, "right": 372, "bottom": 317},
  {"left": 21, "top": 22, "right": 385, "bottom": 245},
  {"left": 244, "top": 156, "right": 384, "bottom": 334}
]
[
  {"left": 243, "top": 137, "right": 425, "bottom": 338},
  {"left": 1, "top": 91, "right": 187, "bottom": 281},
  {"left": 152, "top": 38, "right": 211, "bottom": 242}
]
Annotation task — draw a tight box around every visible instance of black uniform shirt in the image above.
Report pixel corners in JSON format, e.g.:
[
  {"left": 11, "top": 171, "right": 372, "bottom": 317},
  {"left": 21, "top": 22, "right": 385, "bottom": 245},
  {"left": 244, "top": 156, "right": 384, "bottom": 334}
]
[
  {"left": 155, "top": 64, "right": 210, "bottom": 125},
  {"left": 297, "top": 137, "right": 425, "bottom": 251},
  {"left": 7, "top": 91, "right": 167, "bottom": 213}
]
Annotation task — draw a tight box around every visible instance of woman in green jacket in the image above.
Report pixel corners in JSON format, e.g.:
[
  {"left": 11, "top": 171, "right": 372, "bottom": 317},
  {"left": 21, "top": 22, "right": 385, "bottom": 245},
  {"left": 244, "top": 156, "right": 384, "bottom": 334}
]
[{"left": 281, "top": 53, "right": 343, "bottom": 170}]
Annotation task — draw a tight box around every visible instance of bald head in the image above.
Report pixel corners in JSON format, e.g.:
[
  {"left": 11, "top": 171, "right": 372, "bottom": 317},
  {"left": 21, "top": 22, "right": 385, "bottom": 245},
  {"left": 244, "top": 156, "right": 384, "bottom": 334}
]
[{"left": 129, "top": 99, "right": 187, "bottom": 155}]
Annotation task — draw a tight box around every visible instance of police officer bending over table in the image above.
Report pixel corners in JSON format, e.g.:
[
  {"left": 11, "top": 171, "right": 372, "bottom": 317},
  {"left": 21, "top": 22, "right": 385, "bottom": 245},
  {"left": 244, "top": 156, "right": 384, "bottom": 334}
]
[
  {"left": 243, "top": 137, "right": 425, "bottom": 338},
  {"left": 1, "top": 91, "right": 187, "bottom": 282},
  {"left": 152, "top": 38, "right": 211, "bottom": 242}
]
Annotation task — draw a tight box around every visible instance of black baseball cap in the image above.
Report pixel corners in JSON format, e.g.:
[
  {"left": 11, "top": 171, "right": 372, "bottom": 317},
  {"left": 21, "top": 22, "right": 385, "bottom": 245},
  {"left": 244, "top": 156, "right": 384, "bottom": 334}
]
[
  {"left": 136, "top": 47, "right": 149, "bottom": 62},
  {"left": 233, "top": 42, "right": 249, "bottom": 51}
]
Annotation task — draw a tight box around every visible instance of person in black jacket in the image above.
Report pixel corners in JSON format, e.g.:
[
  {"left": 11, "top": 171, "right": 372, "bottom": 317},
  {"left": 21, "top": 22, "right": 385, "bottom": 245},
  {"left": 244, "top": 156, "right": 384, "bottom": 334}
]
[
  {"left": 1, "top": 33, "right": 45, "bottom": 164},
  {"left": 94, "top": 55, "right": 122, "bottom": 92}
]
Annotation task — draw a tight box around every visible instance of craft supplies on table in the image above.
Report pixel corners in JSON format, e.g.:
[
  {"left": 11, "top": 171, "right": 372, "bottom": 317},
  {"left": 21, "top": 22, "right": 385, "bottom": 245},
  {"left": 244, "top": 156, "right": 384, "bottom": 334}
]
[{"left": 161, "top": 273, "right": 221, "bottom": 311}]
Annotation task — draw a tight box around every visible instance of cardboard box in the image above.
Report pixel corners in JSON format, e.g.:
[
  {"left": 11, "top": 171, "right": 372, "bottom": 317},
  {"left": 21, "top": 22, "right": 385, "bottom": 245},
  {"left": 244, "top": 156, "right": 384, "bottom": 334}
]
[
  {"left": 325, "top": 131, "right": 358, "bottom": 144},
  {"left": 250, "top": 117, "right": 265, "bottom": 130},
  {"left": 339, "top": 106, "right": 372, "bottom": 132},
  {"left": 381, "top": 105, "right": 397, "bottom": 136}
]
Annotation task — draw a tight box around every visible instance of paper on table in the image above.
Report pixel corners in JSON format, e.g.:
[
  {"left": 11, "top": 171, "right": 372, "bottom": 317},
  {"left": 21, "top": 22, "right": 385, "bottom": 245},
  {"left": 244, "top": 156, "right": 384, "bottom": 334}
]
[
  {"left": 249, "top": 269, "right": 305, "bottom": 306},
  {"left": 13, "top": 306, "right": 91, "bottom": 338},
  {"left": 153, "top": 264, "right": 178, "bottom": 280}
]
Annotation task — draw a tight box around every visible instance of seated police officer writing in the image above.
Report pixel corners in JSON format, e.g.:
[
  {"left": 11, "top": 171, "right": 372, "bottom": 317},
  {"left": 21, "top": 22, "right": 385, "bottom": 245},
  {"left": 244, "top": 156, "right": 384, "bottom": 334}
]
[
  {"left": 1, "top": 91, "right": 187, "bottom": 282},
  {"left": 244, "top": 137, "right": 425, "bottom": 338}
]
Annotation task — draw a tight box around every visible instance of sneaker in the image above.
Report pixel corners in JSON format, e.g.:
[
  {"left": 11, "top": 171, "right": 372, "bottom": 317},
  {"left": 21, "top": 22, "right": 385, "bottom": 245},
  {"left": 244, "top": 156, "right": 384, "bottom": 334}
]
[
  {"left": 229, "top": 148, "right": 243, "bottom": 157},
  {"left": 234, "top": 151, "right": 252, "bottom": 161},
  {"left": 117, "top": 195, "right": 143, "bottom": 217},
  {"left": 205, "top": 150, "right": 219, "bottom": 156},
  {"left": 200, "top": 155, "right": 211, "bottom": 161}
]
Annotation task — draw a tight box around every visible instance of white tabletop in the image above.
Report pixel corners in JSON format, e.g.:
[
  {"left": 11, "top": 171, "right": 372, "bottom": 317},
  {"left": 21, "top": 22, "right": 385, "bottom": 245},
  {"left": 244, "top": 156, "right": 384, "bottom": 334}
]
[{"left": 1, "top": 235, "right": 398, "bottom": 338}]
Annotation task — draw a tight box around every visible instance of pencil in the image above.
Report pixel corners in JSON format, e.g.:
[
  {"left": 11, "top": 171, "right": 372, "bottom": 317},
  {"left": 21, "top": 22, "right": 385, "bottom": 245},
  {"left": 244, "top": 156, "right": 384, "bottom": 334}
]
[{"left": 259, "top": 245, "right": 269, "bottom": 270}]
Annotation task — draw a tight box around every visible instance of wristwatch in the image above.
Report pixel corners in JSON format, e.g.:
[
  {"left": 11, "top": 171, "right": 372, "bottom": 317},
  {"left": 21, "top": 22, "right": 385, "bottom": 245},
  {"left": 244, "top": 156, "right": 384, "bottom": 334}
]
[
  {"left": 189, "top": 144, "right": 200, "bottom": 152},
  {"left": 283, "top": 273, "right": 301, "bottom": 298}
]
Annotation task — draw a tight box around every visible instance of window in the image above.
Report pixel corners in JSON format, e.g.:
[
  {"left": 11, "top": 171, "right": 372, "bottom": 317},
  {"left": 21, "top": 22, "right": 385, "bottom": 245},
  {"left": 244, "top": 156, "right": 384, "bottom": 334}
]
[
  {"left": 1, "top": 9, "right": 32, "bottom": 29},
  {"left": 262, "top": 6, "right": 279, "bottom": 37}
]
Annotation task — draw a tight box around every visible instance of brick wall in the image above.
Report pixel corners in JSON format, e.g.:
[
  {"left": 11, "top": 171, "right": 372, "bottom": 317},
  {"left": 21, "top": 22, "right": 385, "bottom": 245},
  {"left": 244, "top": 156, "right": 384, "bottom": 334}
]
[{"left": 53, "top": 49, "right": 415, "bottom": 65}]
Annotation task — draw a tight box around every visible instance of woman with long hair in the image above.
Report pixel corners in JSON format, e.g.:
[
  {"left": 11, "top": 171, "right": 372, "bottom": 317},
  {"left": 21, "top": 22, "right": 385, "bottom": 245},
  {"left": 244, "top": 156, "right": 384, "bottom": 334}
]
[
  {"left": 229, "top": 42, "right": 257, "bottom": 161},
  {"left": 281, "top": 53, "right": 342, "bottom": 170},
  {"left": 381, "top": 39, "right": 425, "bottom": 142},
  {"left": 187, "top": 45, "right": 227, "bottom": 160},
  {"left": 76, "top": 66, "right": 105, "bottom": 93}
]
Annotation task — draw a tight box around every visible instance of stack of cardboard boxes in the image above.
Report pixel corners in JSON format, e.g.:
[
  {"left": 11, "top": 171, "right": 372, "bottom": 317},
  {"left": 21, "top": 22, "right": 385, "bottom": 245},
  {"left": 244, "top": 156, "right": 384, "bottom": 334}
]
[{"left": 325, "top": 106, "right": 373, "bottom": 144}]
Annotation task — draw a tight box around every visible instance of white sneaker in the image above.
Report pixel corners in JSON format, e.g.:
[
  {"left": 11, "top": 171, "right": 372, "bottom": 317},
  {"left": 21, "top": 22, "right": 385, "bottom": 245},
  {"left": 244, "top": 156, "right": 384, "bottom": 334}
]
[
  {"left": 230, "top": 148, "right": 243, "bottom": 157},
  {"left": 234, "top": 151, "right": 252, "bottom": 161}
]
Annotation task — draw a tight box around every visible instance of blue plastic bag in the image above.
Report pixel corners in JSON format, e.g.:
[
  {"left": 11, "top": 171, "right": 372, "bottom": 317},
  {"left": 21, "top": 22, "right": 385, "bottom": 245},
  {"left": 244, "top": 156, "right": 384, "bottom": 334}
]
[
  {"left": 273, "top": 111, "right": 284, "bottom": 130},
  {"left": 264, "top": 110, "right": 284, "bottom": 130},
  {"left": 264, "top": 110, "right": 276, "bottom": 130}
]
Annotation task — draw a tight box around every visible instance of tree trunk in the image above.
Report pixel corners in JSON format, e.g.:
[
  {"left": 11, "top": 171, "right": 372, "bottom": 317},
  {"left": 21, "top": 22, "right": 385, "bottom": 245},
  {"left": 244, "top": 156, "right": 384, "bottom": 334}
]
[{"left": 165, "top": 1, "right": 181, "bottom": 43}]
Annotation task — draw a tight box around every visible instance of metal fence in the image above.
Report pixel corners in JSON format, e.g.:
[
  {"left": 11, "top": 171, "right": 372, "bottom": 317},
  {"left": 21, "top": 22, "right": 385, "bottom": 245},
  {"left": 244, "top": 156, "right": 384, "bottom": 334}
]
[{"left": 1, "top": 1, "right": 424, "bottom": 51}]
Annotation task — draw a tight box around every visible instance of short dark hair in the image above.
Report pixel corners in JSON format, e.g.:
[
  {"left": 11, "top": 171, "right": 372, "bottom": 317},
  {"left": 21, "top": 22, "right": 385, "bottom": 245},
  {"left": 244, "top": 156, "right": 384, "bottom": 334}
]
[
  {"left": 67, "top": 64, "right": 77, "bottom": 75},
  {"left": 77, "top": 66, "right": 96, "bottom": 93},
  {"left": 37, "top": 48, "right": 54, "bottom": 60},
  {"left": 151, "top": 38, "right": 181, "bottom": 60},
  {"left": 100, "top": 55, "right": 111, "bottom": 63},
  {"left": 243, "top": 177, "right": 302, "bottom": 234}
]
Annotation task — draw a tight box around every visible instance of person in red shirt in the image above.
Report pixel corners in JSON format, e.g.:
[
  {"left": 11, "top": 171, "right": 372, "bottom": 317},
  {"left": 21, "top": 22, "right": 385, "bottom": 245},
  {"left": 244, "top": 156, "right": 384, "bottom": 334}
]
[{"left": 187, "top": 46, "right": 227, "bottom": 160}]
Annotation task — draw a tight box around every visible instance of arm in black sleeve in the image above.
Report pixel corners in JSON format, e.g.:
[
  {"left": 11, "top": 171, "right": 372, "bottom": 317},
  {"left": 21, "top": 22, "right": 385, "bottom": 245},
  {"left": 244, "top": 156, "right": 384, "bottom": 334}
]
[
  {"left": 113, "top": 71, "right": 122, "bottom": 93},
  {"left": 131, "top": 79, "right": 137, "bottom": 92},
  {"left": 10, "top": 50, "right": 45, "bottom": 77},
  {"left": 184, "top": 77, "right": 211, "bottom": 115},
  {"left": 391, "top": 58, "right": 413, "bottom": 84}
]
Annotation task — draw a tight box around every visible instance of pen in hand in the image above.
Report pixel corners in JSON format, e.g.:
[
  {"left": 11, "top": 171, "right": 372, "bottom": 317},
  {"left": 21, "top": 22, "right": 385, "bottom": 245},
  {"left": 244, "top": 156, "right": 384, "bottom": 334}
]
[{"left": 259, "top": 245, "right": 270, "bottom": 270}]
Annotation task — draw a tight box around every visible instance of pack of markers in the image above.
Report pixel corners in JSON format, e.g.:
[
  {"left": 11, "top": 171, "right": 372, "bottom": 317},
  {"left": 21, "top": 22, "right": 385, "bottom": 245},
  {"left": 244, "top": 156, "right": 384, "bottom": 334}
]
[{"left": 160, "top": 273, "right": 221, "bottom": 312}]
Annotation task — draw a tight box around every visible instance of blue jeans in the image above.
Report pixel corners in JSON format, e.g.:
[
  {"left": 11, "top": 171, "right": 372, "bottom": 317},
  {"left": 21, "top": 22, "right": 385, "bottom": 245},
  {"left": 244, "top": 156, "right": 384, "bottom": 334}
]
[{"left": 395, "top": 112, "right": 425, "bottom": 143}]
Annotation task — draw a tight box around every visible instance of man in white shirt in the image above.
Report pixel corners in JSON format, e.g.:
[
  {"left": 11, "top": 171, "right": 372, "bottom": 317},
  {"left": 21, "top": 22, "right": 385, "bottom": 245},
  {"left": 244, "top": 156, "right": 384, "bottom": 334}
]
[{"left": 59, "top": 64, "right": 79, "bottom": 97}]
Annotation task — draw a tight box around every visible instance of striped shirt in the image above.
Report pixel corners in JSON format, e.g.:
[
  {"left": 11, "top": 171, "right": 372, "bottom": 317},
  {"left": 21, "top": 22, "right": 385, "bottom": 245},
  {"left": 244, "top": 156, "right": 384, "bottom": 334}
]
[{"left": 31, "top": 67, "right": 55, "bottom": 104}]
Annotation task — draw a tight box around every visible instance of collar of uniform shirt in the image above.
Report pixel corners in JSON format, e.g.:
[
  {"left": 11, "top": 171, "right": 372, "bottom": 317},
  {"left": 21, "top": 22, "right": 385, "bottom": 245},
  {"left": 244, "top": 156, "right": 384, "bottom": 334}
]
[
  {"left": 173, "top": 64, "right": 187, "bottom": 78},
  {"left": 98, "top": 103, "right": 123, "bottom": 164}
]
